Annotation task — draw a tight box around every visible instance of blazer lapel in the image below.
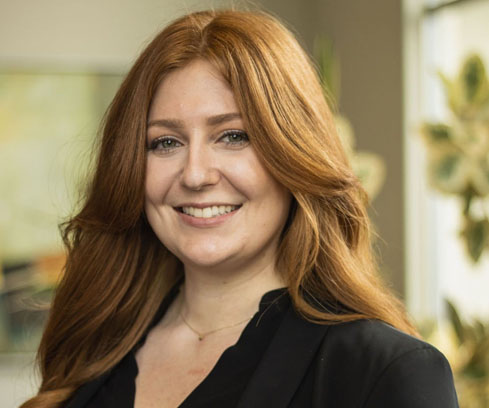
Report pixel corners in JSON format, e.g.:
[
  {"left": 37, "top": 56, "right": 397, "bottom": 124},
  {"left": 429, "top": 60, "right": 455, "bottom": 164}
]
[{"left": 236, "top": 304, "right": 330, "bottom": 408}]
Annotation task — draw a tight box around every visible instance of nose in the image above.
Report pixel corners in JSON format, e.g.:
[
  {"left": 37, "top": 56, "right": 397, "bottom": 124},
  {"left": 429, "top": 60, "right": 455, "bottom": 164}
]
[{"left": 180, "top": 144, "right": 220, "bottom": 190}]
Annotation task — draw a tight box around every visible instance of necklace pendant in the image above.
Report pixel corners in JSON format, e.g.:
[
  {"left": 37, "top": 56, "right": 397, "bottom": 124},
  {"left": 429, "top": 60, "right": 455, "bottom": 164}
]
[{"left": 198, "top": 335, "right": 203, "bottom": 341}]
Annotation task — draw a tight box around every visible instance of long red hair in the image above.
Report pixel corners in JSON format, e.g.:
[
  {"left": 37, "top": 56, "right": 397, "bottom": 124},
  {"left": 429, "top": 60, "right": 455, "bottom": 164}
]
[{"left": 22, "top": 9, "right": 416, "bottom": 408}]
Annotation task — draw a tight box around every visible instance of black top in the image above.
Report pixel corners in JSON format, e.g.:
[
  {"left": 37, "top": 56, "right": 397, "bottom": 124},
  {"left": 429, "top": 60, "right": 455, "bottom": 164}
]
[
  {"left": 67, "top": 285, "right": 459, "bottom": 408},
  {"left": 85, "top": 285, "right": 290, "bottom": 407}
]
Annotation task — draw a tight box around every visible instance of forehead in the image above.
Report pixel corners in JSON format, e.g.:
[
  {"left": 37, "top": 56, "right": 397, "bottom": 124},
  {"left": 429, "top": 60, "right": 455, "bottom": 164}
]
[{"left": 148, "top": 60, "right": 240, "bottom": 122}]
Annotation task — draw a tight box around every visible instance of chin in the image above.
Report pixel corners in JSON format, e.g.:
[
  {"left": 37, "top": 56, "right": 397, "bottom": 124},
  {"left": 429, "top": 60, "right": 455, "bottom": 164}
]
[
  {"left": 180, "top": 254, "right": 236, "bottom": 271},
  {"left": 170, "top": 240, "right": 240, "bottom": 268}
]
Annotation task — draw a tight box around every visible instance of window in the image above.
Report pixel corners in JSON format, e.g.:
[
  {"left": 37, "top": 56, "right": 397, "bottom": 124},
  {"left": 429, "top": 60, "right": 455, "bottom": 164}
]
[{"left": 404, "top": 0, "right": 489, "bottom": 322}]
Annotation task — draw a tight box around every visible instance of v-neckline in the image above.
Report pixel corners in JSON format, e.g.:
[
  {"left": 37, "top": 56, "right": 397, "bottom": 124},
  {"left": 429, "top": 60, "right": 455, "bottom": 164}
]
[{"left": 131, "top": 284, "right": 290, "bottom": 407}]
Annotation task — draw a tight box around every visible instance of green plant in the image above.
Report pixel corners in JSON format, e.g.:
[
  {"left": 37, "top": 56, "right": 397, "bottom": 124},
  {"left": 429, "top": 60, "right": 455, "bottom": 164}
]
[{"left": 421, "top": 55, "right": 489, "bottom": 262}]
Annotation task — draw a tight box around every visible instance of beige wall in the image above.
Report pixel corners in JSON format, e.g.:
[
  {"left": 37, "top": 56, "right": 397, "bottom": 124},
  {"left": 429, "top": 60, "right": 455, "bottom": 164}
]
[
  {"left": 261, "top": 0, "right": 406, "bottom": 296},
  {"left": 0, "top": 0, "right": 226, "bottom": 70}
]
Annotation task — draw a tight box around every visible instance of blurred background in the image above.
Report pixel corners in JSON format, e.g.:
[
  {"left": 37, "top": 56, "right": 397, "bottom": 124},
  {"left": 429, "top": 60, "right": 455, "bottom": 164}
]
[{"left": 1, "top": 0, "right": 489, "bottom": 406}]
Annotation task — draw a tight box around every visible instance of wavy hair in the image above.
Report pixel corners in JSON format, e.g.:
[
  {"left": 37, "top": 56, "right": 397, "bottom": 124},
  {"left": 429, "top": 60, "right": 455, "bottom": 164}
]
[{"left": 22, "top": 9, "right": 416, "bottom": 408}]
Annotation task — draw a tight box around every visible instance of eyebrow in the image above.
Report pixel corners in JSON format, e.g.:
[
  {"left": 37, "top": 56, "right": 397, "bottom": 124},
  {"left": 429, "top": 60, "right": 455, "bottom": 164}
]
[{"left": 147, "top": 112, "right": 242, "bottom": 129}]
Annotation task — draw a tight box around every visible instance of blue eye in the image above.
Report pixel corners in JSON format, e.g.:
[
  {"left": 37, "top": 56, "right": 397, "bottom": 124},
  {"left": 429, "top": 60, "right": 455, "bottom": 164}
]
[
  {"left": 148, "top": 137, "right": 182, "bottom": 153},
  {"left": 221, "top": 130, "right": 249, "bottom": 145}
]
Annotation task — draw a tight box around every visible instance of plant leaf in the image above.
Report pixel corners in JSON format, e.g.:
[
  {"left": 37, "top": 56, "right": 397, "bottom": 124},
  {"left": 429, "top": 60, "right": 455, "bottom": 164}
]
[
  {"left": 460, "top": 55, "right": 489, "bottom": 107},
  {"left": 461, "top": 218, "right": 489, "bottom": 262},
  {"left": 427, "top": 150, "right": 466, "bottom": 194},
  {"left": 421, "top": 123, "right": 453, "bottom": 145},
  {"left": 462, "top": 336, "right": 489, "bottom": 379},
  {"left": 473, "top": 320, "right": 487, "bottom": 340},
  {"left": 438, "top": 71, "right": 462, "bottom": 115},
  {"left": 445, "top": 299, "right": 465, "bottom": 345}
]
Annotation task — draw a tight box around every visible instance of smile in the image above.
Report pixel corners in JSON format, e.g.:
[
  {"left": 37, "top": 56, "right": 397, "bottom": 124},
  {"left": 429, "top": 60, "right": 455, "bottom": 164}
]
[{"left": 177, "top": 205, "right": 241, "bottom": 218}]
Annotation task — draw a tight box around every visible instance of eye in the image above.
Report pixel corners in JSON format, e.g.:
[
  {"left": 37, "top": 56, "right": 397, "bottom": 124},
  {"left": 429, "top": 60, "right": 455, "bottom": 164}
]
[
  {"left": 220, "top": 130, "right": 249, "bottom": 146},
  {"left": 147, "top": 137, "right": 183, "bottom": 154}
]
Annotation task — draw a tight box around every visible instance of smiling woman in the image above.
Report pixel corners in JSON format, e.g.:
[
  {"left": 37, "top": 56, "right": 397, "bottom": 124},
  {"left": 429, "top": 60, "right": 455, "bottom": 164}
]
[{"left": 21, "top": 9, "right": 458, "bottom": 408}]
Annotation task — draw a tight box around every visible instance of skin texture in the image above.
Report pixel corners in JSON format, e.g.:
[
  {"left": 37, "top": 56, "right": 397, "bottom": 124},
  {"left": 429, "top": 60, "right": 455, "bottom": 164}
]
[
  {"left": 144, "top": 59, "right": 291, "bottom": 277},
  {"left": 136, "top": 59, "right": 291, "bottom": 407}
]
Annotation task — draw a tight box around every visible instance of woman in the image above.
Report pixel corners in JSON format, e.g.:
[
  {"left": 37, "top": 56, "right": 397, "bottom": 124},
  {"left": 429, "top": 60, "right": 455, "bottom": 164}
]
[{"left": 22, "top": 9, "right": 458, "bottom": 408}]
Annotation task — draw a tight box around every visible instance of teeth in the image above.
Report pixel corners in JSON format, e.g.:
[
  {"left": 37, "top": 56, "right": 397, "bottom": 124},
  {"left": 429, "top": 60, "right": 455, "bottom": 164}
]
[{"left": 182, "top": 205, "right": 238, "bottom": 218}]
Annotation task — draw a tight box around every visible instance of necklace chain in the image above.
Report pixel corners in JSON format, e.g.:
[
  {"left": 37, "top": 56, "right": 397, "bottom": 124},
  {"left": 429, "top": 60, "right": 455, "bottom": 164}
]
[{"left": 180, "top": 312, "right": 254, "bottom": 341}]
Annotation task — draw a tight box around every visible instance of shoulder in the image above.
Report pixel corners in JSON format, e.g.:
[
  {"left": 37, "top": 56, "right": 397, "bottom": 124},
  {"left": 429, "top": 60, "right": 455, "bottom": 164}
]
[
  {"left": 323, "top": 318, "right": 433, "bottom": 359},
  {"left": 313, "top": 319, "right": 459, "bottom": 407}
]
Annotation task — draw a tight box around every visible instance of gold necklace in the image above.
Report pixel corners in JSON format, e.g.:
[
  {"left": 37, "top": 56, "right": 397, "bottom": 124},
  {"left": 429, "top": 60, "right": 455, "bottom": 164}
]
[{"left": 180, "top": 312, "right": 254, "bottom": 341}]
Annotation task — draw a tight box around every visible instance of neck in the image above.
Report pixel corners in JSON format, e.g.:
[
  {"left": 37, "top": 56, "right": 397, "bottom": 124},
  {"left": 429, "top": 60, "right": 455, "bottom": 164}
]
[{"left": 178, "top": 260, "right": 285, "bottom": 332}]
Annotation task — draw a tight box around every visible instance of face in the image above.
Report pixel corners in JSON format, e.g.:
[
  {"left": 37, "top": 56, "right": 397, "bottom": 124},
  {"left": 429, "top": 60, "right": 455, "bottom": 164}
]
[{"left": 144, "top": 59, "right": 291, "bottom": 273}]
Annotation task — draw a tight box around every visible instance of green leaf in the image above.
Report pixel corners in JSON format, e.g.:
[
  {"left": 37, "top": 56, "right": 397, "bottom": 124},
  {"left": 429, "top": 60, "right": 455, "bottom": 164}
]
[
  {"left": 435, "top": 153, "right": 460, "bottom": 181},
  {"left": 445, "top": 299, "right": 465, "bottom": 345},
  {"left": 438, "top": 55, "right": 489, "bottom": 117},
  {"left": 438, "top": 71, "right": 461, "bottom": 115},
  {"left": 460, "top": 55, "right": 489, "bottom": 106},
  {"left": 473, "top": 320, "right": 487, "bottom": 340},
  {"left": 427, "top": 150, "right": 466, "bottom": 194},
  {"left": 463, "top": 337, "right": 489, "bottom": 379},
  {"left": 421, "top": 123, "right": 453, "bottom": 144},
  {"left": 461, "top": 218, "right": 489, "bottom": 262},
  {"left": 462, "top": 187, "right": 474, "bottom": 216}
]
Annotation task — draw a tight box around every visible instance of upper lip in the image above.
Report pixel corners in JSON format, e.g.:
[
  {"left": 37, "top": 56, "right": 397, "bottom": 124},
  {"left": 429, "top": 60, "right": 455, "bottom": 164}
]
[{"left": 175, "top": 202, "right": 242, "bottom": 209}]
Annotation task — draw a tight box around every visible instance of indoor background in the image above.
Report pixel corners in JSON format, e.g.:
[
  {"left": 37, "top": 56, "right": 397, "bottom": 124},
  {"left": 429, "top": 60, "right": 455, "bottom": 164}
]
[{"left": 1, "top": 0, "right": 488, "bottom": 407}]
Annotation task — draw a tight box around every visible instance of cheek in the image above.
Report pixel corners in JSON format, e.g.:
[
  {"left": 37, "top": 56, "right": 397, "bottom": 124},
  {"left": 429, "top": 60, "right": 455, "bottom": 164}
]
[
  {"left": 230, "top": 153, "right": 291, "bottom": 213},
  {"left": 225, "top": 150, "right": 269, "bottom": 193},
  {"left": 144, "top": 159, "right": 174, "bottom": 201}
]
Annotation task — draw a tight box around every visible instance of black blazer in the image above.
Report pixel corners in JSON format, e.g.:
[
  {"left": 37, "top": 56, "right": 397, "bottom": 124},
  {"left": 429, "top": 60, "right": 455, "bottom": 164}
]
[{"left": 67, "top": 303, "right": 459, "bottom": 407}]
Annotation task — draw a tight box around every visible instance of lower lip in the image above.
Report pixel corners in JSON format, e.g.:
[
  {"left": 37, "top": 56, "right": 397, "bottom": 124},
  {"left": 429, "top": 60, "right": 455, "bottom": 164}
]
[{"left": 175, "top": 208, "right": 240, "bottom": 227}]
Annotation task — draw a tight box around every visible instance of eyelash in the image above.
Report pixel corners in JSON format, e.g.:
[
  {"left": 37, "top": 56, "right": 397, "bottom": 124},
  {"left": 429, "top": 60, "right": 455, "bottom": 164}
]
[
  {"left": 147, "top": 130, "right": 249, "bottom": 153},
  {"left": 147, "top": 137, "right": 182, "bottom": 152},
  {"left": 220, "top": 130, "right": 249, "bottom": 145}
]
